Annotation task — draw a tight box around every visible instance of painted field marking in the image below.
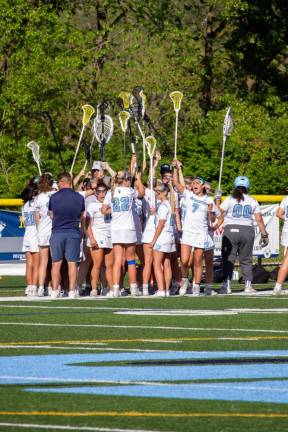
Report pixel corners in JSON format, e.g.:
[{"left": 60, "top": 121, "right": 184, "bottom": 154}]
[
  {"left": 0, "top": 346, "right": 161, "bottom": 352},
  {"left": 0, "top": 321, "right": 288, "bottom": 334},
  {"left": 1, "top": 411, "right": 288, "bottom": 419},
  {"left": 0, "top": 422, "right": 162, "bottom": 432},
  {"left": 1, "top": 335, "right": 288, "bottom": 348}
]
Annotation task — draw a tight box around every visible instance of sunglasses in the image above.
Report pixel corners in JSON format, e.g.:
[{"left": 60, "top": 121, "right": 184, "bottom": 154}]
[{"left": 97, "top": 189, "right": 106, "bottom": 193}]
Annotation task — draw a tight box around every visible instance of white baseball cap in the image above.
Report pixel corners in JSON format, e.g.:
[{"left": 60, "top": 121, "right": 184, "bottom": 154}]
[{"left": 92, "top": 161, "right": 102, "bottom": 171}]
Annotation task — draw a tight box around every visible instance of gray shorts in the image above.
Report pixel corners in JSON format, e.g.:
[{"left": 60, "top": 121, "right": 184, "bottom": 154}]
[{"left": 50, "top": 231, "right": 81, "bottom": 262}]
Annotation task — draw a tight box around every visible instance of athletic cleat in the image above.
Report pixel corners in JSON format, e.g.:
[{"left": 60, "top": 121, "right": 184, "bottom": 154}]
[
  {"left": 28, "top": 286, "right": 37, "bottom": 297},
  {"left": 153, "top": 290, "right": 166, "bottom": 297},
  {"left": 113, "top": 287, "right": 120, "bottom": 297},
  {"left": 68, "top": 290, "right": 79, "bottom": 299},
  {"left": 192, "top": 285, "right": 200, "bottom": 296},
  {"left": 50, "top": 289, "right": 60, "bottom": 299},
  {"left": 90, "top": 289, "right": 98, "bottom": 297},
  {"left": 219, "top": 280, "right": 231, "bottom": 295},
  {"left": 179, "top": 286, "right": 187, "bottom": 296},
  {"left": 142, "top": 287, "right": 149, "bottom": 296},
  {"left": 106, "top": 290, "right": 114, "bottom": 298},
  {"left": 130, "top": 286, "right": 140, "bottom": 296},
  {"left": 37, "top": 286, "right": 45, "bottom": 297},
  {"left": 244, "top": 286, "right": 257, "bottom": 294},
  {"left": 25, "top": 286, "right": 30, "bottom": 296},
  {"left": 204, "top": 286, "right": 217, "bottom": 296},
  {"left": 165, "top": 290, "right": 170, "bottom": 297},
  {"left": 273, "top": 286, "right": 282, "bottom": 295}
]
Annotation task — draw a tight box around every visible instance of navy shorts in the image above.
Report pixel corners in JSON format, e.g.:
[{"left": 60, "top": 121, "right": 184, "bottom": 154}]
[{"left": 50, "top": 231, "right": 81, "bottom": 262}]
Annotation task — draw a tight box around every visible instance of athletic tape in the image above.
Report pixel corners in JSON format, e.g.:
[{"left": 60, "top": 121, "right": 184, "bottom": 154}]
[{"left": 127, "top": 260, "right": 136, "bottom": 265}]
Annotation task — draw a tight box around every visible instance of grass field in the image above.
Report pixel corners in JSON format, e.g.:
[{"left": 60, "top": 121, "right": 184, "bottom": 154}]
[{"left": 0, "top": 277, "right": 288, "bottom": 432}]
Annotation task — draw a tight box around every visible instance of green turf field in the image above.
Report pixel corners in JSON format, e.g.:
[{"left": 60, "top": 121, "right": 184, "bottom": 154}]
[{"left": 0, "top": 278, "right": 288, "bottom": 431}]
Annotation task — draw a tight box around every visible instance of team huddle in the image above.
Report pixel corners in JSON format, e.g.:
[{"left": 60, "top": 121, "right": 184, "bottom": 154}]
[{"left": 21, "top": 153, "right": 288, "bottom": 299}]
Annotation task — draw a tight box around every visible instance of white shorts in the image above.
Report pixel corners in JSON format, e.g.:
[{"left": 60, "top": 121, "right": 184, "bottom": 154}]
[
  {"left": 111, "top": 229, "right": 136, "bottom": 244},
  {"left": 22, "top": 237, "right": 39, "bottom": 253},
  {"left": 38, "top": 232, "right": 51, "bottom": 247},
  {"left": 181, "top": 230, "right": 210, "bottom": 249},
  {"left": 142, "top": 229, "right": 155, "bottom": 244},
  {"left": 281, "top": 231, "right": 288, "bottom": 247},
  {"left": 154, "top": 232, "right": 176, "bottom": 253},
  {"left": 87, "top": 232, "right": 112, "bottom": 249}
]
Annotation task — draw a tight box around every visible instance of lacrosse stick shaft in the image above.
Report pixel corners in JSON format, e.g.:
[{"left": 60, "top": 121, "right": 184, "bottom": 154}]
[
  {"left": 36, "top": 161, "right": 42, "bottom": 176},
  {"left": 70, "top": 125, "right": 85, "bottom": 174},
  {"left": 218, "top": 135, "right": 226, "bottom": 191},
  {"left": 174, "top": 112, "right": 179, "bottom": 160},
  {"left": 150, "top": 157, "right": 154, "bottom": 207}
]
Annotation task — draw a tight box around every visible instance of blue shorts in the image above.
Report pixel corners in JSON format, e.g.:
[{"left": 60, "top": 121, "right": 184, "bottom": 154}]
[{"left": 50, "top": 231, "right": 81, "bottom": 262}]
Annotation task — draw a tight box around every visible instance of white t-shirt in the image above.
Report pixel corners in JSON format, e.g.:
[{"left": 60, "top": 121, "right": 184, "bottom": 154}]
[
  {"left": 86, "top": 200, "right": 111, "bottom": 235},
  {"left": 156, "top": 200, "right": 173, "bottom": 234},
  {"left": 182, "top": 190, "right": 214, "bottom": 233},
  {"left": 220, "top": 194, "right": 260, "bottom": 227},
  {"left": 22, "top": 200, "right": 37, "bottom": 241},
  {"left": 279, "top": 196, "right": 288, "bottom": 232},
  {"left": 104, "top": 187, "right": 136, "bottom": 230},
  {"left": 35, "top": 191, "right": 55, "bottom": 236},
  {"left": 143, "top": 188, "right": 156, "bottom": 231}
]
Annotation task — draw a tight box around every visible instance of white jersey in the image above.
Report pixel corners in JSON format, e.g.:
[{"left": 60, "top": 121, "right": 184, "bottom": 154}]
[
  {"left": 104, "top": 187, "right": 136, "bottom": 231},
  {"left": 182, "top": 190, "right": 214, "bottom": 233},
  {"left": 179, "top": 195, "right": 186, "bottom": 226},
  {"left": 86, "top": 200, "right": 111, "bottom": 234},
  {"left": 221, "top": 194, "right": 260, "bottom": 227},
  {"left": 35, "top": 191, "right": 54, "bottom": 237},
  {"left": 156, "top": 200, "right": 174, "bottom": 234},
  {"left": 279, "top": 197, "right": 288, "bottom": 232},
  {"left": 22, "top": 200, "right": 38, "bottom": 250}
]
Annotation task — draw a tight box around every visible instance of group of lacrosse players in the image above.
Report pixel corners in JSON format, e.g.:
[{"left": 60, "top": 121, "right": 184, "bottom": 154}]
[{"left": 23, "top": 148, "right": 288, "bottom": 299}]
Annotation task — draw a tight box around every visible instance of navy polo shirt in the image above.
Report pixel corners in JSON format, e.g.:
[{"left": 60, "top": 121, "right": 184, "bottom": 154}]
[{"left": 48, "top": 188, "right": 85, "bottom": 233}]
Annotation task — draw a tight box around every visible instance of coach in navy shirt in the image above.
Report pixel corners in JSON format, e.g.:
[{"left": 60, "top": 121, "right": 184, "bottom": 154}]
[{"left": 48, "top": 172, "right": 85, "bottom": 299}]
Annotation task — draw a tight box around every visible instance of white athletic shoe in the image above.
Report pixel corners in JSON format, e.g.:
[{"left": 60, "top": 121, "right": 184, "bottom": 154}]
[
  {"left": 273, "top": 285, "right": 282, "bottom": 295},
  {"left": 165, "top": 290, "right": 170, "bottom": 297},
  {"left": 50, "top": 289, "right": 60, "bottom": 299},
  {"left": 192, "top": 285, "right": 200, "bottom": 296},
  {"left": 179, "top": 279, "right": 189, "bottom": 296},
  {"left": 130, "top": 286, "right": 140, "bottom": 296},
  {"left": 142, "top": 287, "right": 149, "bottom": 297},
  {"left": 28, "top": 286, "right": 37, "bottom": 297},
  {"left": 25, "top": 286, "right": 30, "bottom": 296},
  {"left": 106, "top": 290, "right": 114, "bottom": 298},
  {"left": 68, "top": 290, "right": 79, "bottom": 299},
  {"left": 38, "top": 286, "right": 45, "bottom": 297},
  {"left": 244, "top": 281, "right": 257, "bottom": 294},
  {"left": 113, "top": 287, "right": 120, "bottom": 297},
  {"left": 153, "top": 290, "right": 166, "bottom": 297},
  {"left": 90, "top": 289, "right": 98, "bottom": 297}
]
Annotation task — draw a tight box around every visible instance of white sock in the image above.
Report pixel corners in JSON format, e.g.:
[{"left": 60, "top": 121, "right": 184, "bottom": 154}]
[
  {"left": 193, "top": 283, "right": 200, "bottom": 289},
  {"left": 182, "top": 278, "right": 189, "bottom": 286},
  {"left": 113, "top": 285, "right": 119, "bottom": 290},
  {"left": 143, "top": 284, "right": 149, "bottom": 289},
  {"left": 130, "top": 283, "right": 138, "bottom": 290},
  {"left": 245, "top": 280, "right": 252, "bottom": 288},
  {"left": 274, "top": 283, "right": 282, "bottom": 290}
]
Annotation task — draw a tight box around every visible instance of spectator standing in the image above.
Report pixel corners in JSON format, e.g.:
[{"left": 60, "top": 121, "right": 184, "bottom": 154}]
[{"left": 48, "top": 172, "right": 85, "bottom": 299}]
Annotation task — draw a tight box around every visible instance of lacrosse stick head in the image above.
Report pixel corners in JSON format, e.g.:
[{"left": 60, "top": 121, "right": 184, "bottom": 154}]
[
  {"left": 223, "top": 106, "right": 234, "bottom": 137},
  {"left": 132, "top": 86, "right": 146, "bottom": 118},
  {"left": 139, "top": 90, "right": 147, "bottom": 118},
  {"left": 145, "top": 136, "right": 157, "bottom": 158},
  {"left": 82, "top": 104, "right": 95, "bottom": 126},
  {"left": 118, "top": 111, "right": 130, "bottom": 133},
  {"left": 27, "top": 141, "right": 40, "bottom": 163},
  {"left": 93, "top": 115, "right": 114, "bottom": 145},
  {"left": 118, "top": 92, "right": 131, "bottom": 110},
  {"left": 169, "top": 91, "right": 183, "bottom": 112}
]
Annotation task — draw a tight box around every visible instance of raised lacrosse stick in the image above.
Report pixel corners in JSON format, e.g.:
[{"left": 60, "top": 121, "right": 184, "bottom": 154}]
[
  {"left": 145, "top": 135, "right": 157, "bottom": 207},
  {"left": 132, "top": 87, "right": 148, "bottom": 161},
  {"left": 170, "top": 91, "right": 183, "bottom": 159},
  {"left": 93, "top": 103, "right": 114, "bottom": 160},
  {"left": 119, "top": 110, "right": 130, "bottom": 160},
  {"left": 118, "top": 91, "right": 131, "bottom": 110},
  {"left": 217, "top": 106, "right": 234, "bottom": 194},
  {"left": 27, "top": 141, "right": 42, "bottom": 175},
  {"left": 70, "top": 104, "right": 95, "bottom": 174}
]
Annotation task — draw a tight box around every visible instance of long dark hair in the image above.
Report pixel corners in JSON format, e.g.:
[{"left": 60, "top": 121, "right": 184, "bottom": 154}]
[
  {"left": 232, "top": 186, "right": 247, "bottom": 202},
  {"left": 21, "top": 185, "right": 37, "bottom": 204},
  {"left": 38, "top": 173, "right": 53, "bottom": 193}
]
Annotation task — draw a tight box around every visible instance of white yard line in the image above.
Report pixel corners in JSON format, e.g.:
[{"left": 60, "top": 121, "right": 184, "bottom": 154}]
[
  {"left": 0, "top": 321, "right": 287, "bottom": 333},
  {"left": 0, "top": 422, "right": 164, "bottom": 432}
]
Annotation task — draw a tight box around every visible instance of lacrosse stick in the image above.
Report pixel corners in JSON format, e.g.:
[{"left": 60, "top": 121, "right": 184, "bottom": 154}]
[
  {"left": 129, "top": 93, "right": 146, "bottom": 164},
  {"left": 170, "top": 91, "right": 183, "bottom": 159},
  {"left": 70, "top": 104, "right": 95, "bottom": 174},
  {"left": 217, "top": 106, "right": 234, "bottom": 193},
  {"left": 27, "top": 141, "right": 42, "bottom": 175},
  {"left": 119, "top": 110, "right": 130, "bottom": 160},
  {"left": 118, "top": 91, "right": 131, "bottom": 110},
  {"left": 145, "top": 136, "right": 157, "bottom": 207},
  {"left": 93, "top": 103, "right": 114, "bottom": 160}
]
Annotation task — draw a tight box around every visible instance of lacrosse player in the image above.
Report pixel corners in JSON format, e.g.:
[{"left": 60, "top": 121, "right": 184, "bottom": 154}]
[{"left": 273, "top": 196, "right": 288, "bottom": 294}]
